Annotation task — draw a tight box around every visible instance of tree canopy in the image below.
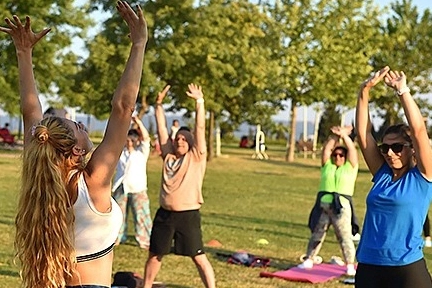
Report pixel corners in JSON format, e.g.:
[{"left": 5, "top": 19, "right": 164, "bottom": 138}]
[
  {"left": 0, "top": 0, "right": 431, "bottom": 161},
  {"left": 0, "top": 0, "right": 92, "bottom": 115}
]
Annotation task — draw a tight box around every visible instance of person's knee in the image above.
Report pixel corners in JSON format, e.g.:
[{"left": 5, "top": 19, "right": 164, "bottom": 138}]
[
  {"left": 147, "top": 252, "right": 163, "bottom": 263},
  {"left": 192, "top": 253, "right": 211, "bottom": 267}
]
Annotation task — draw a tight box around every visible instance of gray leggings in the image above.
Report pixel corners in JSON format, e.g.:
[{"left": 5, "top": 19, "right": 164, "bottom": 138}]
[{"left": 305, "top": 202, "right": 356, "bottom": 264}]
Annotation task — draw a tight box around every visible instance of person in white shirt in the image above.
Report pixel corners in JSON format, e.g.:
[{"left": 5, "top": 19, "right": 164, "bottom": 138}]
[
  {"left": 113, "top": 116, "right": 152, "bottom": 249},
  {"left": 170, "top": 119, "right": 180, "bottom": 142}
]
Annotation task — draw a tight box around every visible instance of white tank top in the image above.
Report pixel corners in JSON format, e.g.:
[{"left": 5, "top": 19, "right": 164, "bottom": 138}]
[{"left": 74, "top": 174, "right": 123, "bottom": 262}]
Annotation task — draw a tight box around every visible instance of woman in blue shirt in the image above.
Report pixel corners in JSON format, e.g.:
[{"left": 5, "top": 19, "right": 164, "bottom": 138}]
[{"left": 355, "top": 66, "right": 432, "bottom": 288}]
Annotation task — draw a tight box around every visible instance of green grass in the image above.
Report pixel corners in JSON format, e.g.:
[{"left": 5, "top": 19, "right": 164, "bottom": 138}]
[{"left": 1, "top": 144, "right": 432, "bottom": 287}]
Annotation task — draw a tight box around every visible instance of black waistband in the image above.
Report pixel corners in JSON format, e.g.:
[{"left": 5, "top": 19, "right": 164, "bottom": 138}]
[{"left": 76, "top": 243, "right": 115, "bottom": 263}]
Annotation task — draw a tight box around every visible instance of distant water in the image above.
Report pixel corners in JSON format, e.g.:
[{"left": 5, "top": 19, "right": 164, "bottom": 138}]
[{"left": 0, "top": 113, "right": 314, "bottom": 140}]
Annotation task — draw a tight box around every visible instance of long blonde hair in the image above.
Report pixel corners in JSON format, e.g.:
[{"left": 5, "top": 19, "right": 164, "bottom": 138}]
[{"left": 15, "top": 116, "right": 85, "bottom": 288}]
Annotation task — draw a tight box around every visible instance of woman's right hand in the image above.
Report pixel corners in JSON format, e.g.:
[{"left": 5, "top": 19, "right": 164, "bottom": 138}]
[{"left": 0, "top": 16, "right": 51, "bottom": 52}]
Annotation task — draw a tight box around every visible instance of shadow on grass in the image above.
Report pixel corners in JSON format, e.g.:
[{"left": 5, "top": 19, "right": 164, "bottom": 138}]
[
  {"left": 358, "top": 168, "right": 371, "bottom": 174},
  {"left": 203, "top": 212, "right": 306, "bottom": 239},
  {"left": 202, "top": 212, "right": 344, "bottom": 246},
  {"left": 245, "top": 157, "right": 320, "bottom": 170},
  {"left": 0, "top": 217, "right": 14, "bottom": 226},
  {"left": 0, "top": 268, "right": 19, "bottom": 277}
]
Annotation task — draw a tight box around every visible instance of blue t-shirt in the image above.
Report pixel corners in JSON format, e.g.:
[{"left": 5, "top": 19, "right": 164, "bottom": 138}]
[{"left": 356, "top": 163, "right": 432, "bottom": 266}]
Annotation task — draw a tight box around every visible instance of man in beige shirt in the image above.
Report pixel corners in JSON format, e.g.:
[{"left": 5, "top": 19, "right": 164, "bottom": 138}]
[{"left": 143, "top": 84, "right": 215, "bottom": 288}]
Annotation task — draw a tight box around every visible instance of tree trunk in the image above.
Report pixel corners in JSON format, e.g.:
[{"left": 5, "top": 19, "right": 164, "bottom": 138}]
[
  {"left": 285, "top": 104, "right": 298, "bottom": 162},
  {"left": 207, "top": 110, "right": 215, "bottom": 161},
  {"left": 312, "top": 108, "right": 322, "bottom": 160},
  {"left": 138, "top": 93, "right": 148, "bottom": 119}
]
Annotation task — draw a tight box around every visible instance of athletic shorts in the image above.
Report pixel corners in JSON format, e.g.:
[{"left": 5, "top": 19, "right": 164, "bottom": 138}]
[{"left": 149, "top": 207, "right": 205, "bottom": 257}]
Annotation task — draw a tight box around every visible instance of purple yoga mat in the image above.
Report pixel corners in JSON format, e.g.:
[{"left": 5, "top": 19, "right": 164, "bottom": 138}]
[{"left": 260, "top": 263, "right": 347, "bottom": 284}]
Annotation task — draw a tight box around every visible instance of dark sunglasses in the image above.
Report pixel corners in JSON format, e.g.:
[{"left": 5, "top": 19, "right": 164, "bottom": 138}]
[
  {"left": 332, "top": 153, "right": 345, "bottom": 158},
  {"left": 378, "top": 143, "right": 411, "bottom": 154}
]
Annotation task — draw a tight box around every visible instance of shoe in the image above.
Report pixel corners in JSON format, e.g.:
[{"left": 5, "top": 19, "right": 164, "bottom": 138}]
[
  {"left": 330, "top": 255, "right": 345, "bottom": 266},
  {"left": 299, "top": 254, "right": 322, "bottom": 264},
  {"left": 352, "top": 233, "right": 361, "bottom": 242},
  {"left": 313, "top": 255, "right": 323, "bottom": 264},
  {"left": 346, "top": 264, "right": 356, "bottom": 276},
  {"left": 425, "top": 239, "right": 432, "bottom": 247},
  {"left": 297, "top": 258, "right": 314, "bottom": 269}
]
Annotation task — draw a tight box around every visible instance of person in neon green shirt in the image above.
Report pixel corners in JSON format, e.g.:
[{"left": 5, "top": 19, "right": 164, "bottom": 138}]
[{"left": 298, "top": 126, "right": 358, "bottom": 276}]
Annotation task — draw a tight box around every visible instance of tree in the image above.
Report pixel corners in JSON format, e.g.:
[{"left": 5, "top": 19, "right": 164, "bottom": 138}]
[
  {"left": 267, "top": 0, "right": 383, "bottom": 161},
  {"left": 317, "top": 103, "right": 341, "bottom": 143},
  {"left": 369, "top": 0, "right": 432, "bottom": 129},
  {"left": 148, "top": 0, "right": 282, "bottom": 160},
  {"left": 63, "top": 0, "right": 163, "bottom": 119},
  {"left": 0, "top": 1, "right": 92, "bottom": 115}
]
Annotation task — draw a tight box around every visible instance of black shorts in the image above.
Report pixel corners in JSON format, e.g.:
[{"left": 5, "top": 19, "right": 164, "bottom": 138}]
[{"left": 149, "top": 207, "right": 205, "bottom": 257}]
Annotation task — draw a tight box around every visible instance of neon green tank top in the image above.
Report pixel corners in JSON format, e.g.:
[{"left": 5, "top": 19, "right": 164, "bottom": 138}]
[{"left": 319, "top": 159, "right": 358, "bottom": 204}]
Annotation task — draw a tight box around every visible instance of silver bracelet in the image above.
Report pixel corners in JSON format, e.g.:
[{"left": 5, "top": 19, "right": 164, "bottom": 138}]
[{"left": 196, "top": 98, "right": 204, "bottom": 104}]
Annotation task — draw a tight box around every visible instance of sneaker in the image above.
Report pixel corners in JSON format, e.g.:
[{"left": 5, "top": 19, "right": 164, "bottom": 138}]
[
  {"left": 352, "top": 233, "right": 361, "bottom": 242},
  {"left": 330, "top": 255, "right": 345, "bottom": 266},
  {"left": 346, "top": 264, "right": 356, "bottom": 276},
  {"left": 299, "top": 254, "right": 322, "bottom": 264},
  {"left": 313, "top": 255, "right": 323, "bottom": 264},
  {"left": 297, "top": 258, "right": 314, "bottom": 269},
  {"left": 425, "top": 239, "right": 432, "bottom": 247}
]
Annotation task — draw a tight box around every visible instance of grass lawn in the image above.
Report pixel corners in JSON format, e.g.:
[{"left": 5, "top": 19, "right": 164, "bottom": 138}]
[{"left": 1, "top": 143, "right": 432, "bottom": 288}]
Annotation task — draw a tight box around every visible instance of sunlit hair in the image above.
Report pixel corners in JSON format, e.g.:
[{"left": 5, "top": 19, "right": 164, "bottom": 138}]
[
  {"left": 15, "top": 116, "right": 86, "bottom": 288},
  {"left": 382, "top": 123, "right": 412, "bottom": 144}
]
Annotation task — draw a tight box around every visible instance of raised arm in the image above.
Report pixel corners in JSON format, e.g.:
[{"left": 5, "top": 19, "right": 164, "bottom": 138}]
[
  {"left": 154, "top": 85, "right": 173, "bottom": 158},
  {"left": 384, "top": 71, "right": 432, "bottom": 179},
  {"left": 331, "top": 126, "right": 358, "bottom": 167},
  {"left": 86, "top": 1, "right": 147, "bottom": 189},
  {"left": 132, "top": 116, "right": 150, "bottom": 142},
  {"left": 356, "top": 66, "right": 389, "bottom": 175},
  {"left": 0, "top": 16, "right": 50, "bottom": 145},
  {"left": 321, "top": 134, "right": 339, "bottom": 166},
  {"left": 186, "top": 84, "right": 206, "bottom": 154}
]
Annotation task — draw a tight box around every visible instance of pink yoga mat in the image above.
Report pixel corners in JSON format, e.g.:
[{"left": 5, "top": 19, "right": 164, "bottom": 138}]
[{"left": 260, "top": 264, "right": 347, "bottom": 284}]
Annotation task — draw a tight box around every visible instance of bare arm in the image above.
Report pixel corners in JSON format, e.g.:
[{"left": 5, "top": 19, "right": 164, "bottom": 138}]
[
  {"left": 155, "top": 85, "right": 173, "bottom": 158},
  {"left": 332, "top": 126, "right": 358, "bottom": 167},
  {"left": 321, "top": 134, "right": 339, "bottom": 166},
  {"left": 0, "top": 16, "right": 50, "bottom": 146},
  {"left": 132, "top": 116, "right": 150, "bottom": 142},
  {"left": 356, "top": 67, "right": 389, "bottom": 175},
  {"left": 86, "top": 2, "right": 147, "bottom": 191},
  {"left": 186, "top": 84, "right": 206, "bottom": 154},
  {"left": 384, "top": 71, "right": 432, "bottom": 179}
]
